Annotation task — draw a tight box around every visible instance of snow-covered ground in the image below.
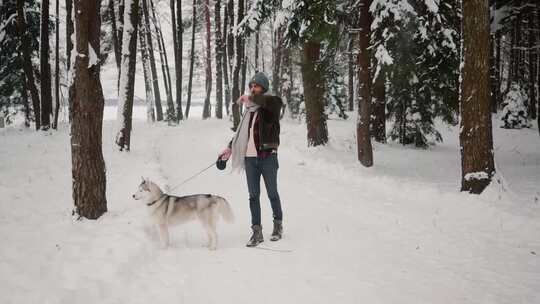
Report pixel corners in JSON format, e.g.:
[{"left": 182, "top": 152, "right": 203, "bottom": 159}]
[{"left": 0, "top": 107, "right": 539, "bottom": 304}]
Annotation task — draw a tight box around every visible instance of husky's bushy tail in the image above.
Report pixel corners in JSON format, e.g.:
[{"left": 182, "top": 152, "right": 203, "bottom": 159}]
[{"left": 216, "top": 197, "right": 235, "bottom": 223}]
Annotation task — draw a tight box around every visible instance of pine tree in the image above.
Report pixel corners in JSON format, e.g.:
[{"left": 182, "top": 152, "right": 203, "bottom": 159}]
[
  {"left": 371, "top": 0, "right": 460, "bottom": 148},
  {"left": 1, "top": 0, "right": 40, "bottom": 127}
]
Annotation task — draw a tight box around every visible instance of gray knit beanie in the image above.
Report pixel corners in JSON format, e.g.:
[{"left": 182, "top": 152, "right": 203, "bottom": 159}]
[{"left": 249, "top": 72, "right": 270, "bottom": 93}]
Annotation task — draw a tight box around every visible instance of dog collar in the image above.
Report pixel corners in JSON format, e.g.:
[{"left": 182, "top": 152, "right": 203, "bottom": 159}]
[{"left": 147, "top": 194, "right": 167, "bottom": 206}]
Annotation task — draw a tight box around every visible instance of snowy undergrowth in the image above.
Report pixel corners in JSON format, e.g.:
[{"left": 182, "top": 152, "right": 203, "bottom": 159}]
[{"left": 0, "top": 113, "right": 539, "bottom": 303}]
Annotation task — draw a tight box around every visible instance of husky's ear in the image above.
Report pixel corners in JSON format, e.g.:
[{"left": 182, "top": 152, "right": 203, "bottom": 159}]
[{"left": 141, "top": 176, "right": 146, "bottom": 184}]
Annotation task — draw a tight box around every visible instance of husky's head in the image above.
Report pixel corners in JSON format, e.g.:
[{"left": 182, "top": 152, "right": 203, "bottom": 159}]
[{"left": 133, "top": 177, "right": 161, "bottom": 201}]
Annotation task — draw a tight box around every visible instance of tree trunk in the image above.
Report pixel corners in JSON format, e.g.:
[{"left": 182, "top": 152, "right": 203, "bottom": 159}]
[
  {"left": 21, "top": 68, "right": 31, "bottom": 127},
  {"left": 357, "top": 0, "right": 373, "bottom": 167},
  {"left": 272, "top": 26, "right": 283, "bottom": 95},
  {"left": 371, "top": 70, "right": 386, "bottom": 143},
  {"left": 280, "top": 45, "right": 293, "bottom": 119},
  {"left": 301, "top": 40, "right": 328, "bottom": 146},
  {"left": 139, "top": 19, "right": 155, "bottom": 122},
  {"left": 489, "top": 33, "right": 498, "bottom": 113},
  {"left": 255, "top": 30, "right": 259, "bottom": 71},
  {"left": 348, "top": 37, "right": 355, "bottom": 112},
  {"left": 53, "top": 0, "right": 60, "bottom": 129},
  {"left": 528, "top": 9, "right": 537, "bottom": 119},
  {"left": 66, "top": 0, "right": 74, "bottom": 121},
  {"left": 185, "top": 0, "right": 196, "bottom": 119},
  {"left": 70, "top": 0, "right": 107, "bottom": 219},
  {"left": 222, "top": 2, "right": 231, "bottom": 116},
  {"left": 109, "top": 0, "right": 121, "bottom": 70},
  {"left": 66, "top": 0, "right": 73, "bottom": 71},
  {"left": 226, "top": 0, "right": 235, "bottom": 116},
  {"left": 460, "top": 0, "right": 495, "bottom": 194},
  {"left": 150, "top": 0, "right": 175, "bottom": 122},
  {"left": 115, "top": 0, "right": 139, "bottom": 151},
  {"left": 40, "top": 0, "right": 53, "bottom": 130},
  {"left": 231, "top": 0, "right": 244, "bottom": 130},
  {"left": 141, "top": 0, "right": 163, "bottom": 121},
  {"left": 115, "top": 0, "right": 125, "bottom": 91},
  {"left": 17, "top": 0, "right": 41, "bottom": 130},
  {"left": 202, "top": 0, "right": 212, "bottom": 119},
  {"left": 494, "top": 30, "right": 502, "bottom": 110},
  {"left": 215, "top": 0, "right": 224, "bottom": 119},
  {"left": 172, "top": 0, "right": 183, "bottom": 122},
  {"left": 175, "top": 0, "right": 184, "bottom": 122}
]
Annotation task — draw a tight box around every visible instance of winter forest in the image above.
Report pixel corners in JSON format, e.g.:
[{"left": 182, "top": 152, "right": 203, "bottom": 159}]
[{"left": 1, "top": 0, "right": 539, "bottom": 303}]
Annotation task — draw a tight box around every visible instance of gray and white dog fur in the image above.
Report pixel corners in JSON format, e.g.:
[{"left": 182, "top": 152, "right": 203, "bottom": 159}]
[{"left": 132, "top": 177, "right": 234, "bottom": 250}]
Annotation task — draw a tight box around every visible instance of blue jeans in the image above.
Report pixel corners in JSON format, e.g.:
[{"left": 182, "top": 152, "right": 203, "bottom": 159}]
[{"left": 245, "top": 154, "right": 283, "bottom": 226}]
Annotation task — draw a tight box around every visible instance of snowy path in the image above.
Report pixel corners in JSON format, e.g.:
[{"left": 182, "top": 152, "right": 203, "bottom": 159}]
[{"left": 0, "top": 117, "right": 539, "bottom": 304}]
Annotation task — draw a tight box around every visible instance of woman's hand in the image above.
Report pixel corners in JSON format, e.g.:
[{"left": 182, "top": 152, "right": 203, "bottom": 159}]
[
  {"left": 219, "top": 147, "right": 232, "bottom": 160},
  {"left": 237, "top": 95, "right": 251, "bottom": 105}
]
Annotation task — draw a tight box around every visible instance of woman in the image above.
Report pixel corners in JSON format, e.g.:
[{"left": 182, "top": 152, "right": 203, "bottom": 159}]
[{"left": 219, "top": 72, "right": 284, "bottom": 247}]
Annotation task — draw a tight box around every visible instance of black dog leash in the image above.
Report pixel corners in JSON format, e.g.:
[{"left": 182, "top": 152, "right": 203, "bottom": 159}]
[{"left": 166, "top": 160, "right": 217, "bottom": 193}]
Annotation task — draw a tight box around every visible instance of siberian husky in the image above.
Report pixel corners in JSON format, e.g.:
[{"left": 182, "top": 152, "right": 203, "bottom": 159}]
[{"left": 132, "top": 177, "right": 235, "bottom": 250}]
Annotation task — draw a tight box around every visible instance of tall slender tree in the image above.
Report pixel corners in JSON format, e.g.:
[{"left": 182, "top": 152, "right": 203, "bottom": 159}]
[
  {"left": 150, "top": 0, "right": 175, "bottom": 122},
  {"left": 357, "top": 0, "right": 374, "bottom": 166},
  {"left": 109, "top": 0, "right": 121, "bottom": 70},
  {"left": 215, "top": 0, "right": 224, "bottom": 119},
  {"left": 231, "top": 0, "right": 245, "bottom": 130},
  {"left": 141, "top": 0, "right": 163, "bottom": 120},
  {"left": 460, "top": 0, "right": 495, "bottom": 194},
  {"left": 16, "top": 0, "right": 41, "bottom": 130},
  {"left": 202, "top": 0, "right": 212, "bottom": 119},
  {"left": 139, "top": 19, "right": 156, "bottom": 122},
  {"left": 70, "top": 0, "right": 107, "bottom": 219},
  {"left": 301, "top": 40, "right": 328, "bottom": 146},
  {"left": 53, "top": 0, "right": 60, "bottom": 129},
  {"left": 222, "top": 2, "right": 231, "bottom": 116},
  {"left": 40, "top": 0, "right": 53, "bottom": 129},
  {"left": 115, "top": 0, "right": 140, "bottom": 151},
  {"left": 171, "top": 0, "right": 183, "bottom": 122},
  {"left": 185, "top": 0, "right": 197, "bottom": 119}
]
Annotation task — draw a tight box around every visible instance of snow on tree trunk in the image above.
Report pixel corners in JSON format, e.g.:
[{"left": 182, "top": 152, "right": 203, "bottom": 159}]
[
  {"left": 459, "top": 0, "right": 495, "bottom": 194},
  {"left": 70, "top": 0, "right": 107, "bottom": 219},
  {"left": 202, "top": 0, "right": 212, "bottom": 119},
  {"left": 138, "top": 23, "right": 155, "bottom": 123},
  {"left": 301, "top": 40, "right": 328, "bottom": 147},
  {"left": 115, "top": 0, "right": 140, "bottom": 151},
  {"left": 357, "top": 0, "right": 373, "bottom": 167}
]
